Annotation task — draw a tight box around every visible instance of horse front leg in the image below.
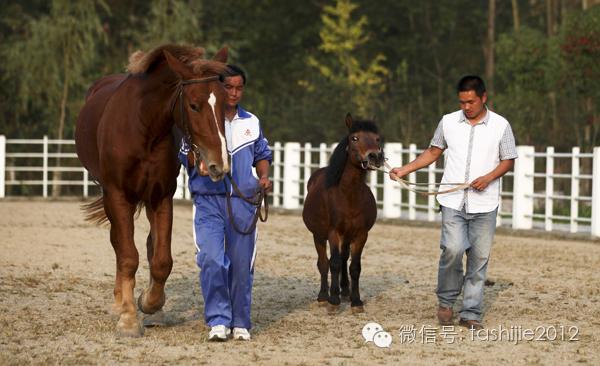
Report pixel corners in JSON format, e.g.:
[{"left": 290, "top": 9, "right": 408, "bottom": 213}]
[
  {"left": 104, "top": 191, "right": 143, "bottom": 337},
  {"left": 349, "top": 233, "right": 367, "bottom": 313},
  {"left": 327, "top": 231, "right": 342, "bottom": 313},
  {"left": 138, "top": 197, "right": 173, "bottom": 317},
  {"left": 340, "top": 238, "right": 351, "bottom": 300},
  {"left": 313, "top": 235, "right": 329, "bottom": 303}
]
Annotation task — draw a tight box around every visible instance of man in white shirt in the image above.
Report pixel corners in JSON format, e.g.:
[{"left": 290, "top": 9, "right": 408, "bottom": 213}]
[{"left": 390, "top": 75, "right": 517, "bottom": 330}]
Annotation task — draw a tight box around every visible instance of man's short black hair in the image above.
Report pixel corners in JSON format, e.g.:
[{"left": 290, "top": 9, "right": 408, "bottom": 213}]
[
  {"left": 457, "top": 75, "right": 486, "bottom": 97},
  {"left": 225, "top": 64, "right": 246, "bottom": 85}
]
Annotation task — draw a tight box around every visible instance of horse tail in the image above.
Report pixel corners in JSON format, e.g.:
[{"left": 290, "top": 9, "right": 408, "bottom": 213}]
[
  {"left": 81, "top": 197, "right": 108, "bottom": 225},
  {"left": 81, "top": 197, "right": 145, "bottom": 226}
]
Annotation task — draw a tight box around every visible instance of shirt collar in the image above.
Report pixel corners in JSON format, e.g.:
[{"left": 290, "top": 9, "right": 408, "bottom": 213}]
[
  {"left": 459, "top": 106, "right": 490, "bottom": 125},
  {"left": 226, "top": 105, "right": 252, "bottom": 123}
]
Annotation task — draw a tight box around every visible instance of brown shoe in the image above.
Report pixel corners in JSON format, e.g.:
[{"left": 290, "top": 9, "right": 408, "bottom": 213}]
[
  {"left": 437, "top": 306, "right": 453, "bottom": 325},
  {"left": 459, "top": 318, "right": 484, "bottom": 331}
]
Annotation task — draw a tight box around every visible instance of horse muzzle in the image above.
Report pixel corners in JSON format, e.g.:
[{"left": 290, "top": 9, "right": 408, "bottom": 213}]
[{"left": 362, "top": 151, "right": 384, "bottom": 170}]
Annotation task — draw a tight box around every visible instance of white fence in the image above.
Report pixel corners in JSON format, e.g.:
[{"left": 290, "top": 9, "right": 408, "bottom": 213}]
[{"left": 1, "top": 135, "right": 599, "bottom": 237}]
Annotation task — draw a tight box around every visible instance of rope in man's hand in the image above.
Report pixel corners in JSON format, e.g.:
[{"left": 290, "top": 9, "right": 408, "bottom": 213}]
[{"left": 373, "top": 161, "right": 470, "bottom": 196}]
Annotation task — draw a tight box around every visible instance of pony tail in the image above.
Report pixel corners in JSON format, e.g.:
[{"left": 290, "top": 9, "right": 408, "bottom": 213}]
[{"left": 325, "top": 137, "right": 348, "bottom": 188}]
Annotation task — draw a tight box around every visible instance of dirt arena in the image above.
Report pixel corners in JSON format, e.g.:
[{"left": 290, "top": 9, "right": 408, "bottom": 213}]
[{"left": 1, "top": 200, "right": 599, "bottom": 365}]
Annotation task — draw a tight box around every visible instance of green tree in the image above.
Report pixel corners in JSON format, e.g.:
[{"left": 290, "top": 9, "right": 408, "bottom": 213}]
[{"left": 305, "top": 0, "right": 389, "bottom": 117}]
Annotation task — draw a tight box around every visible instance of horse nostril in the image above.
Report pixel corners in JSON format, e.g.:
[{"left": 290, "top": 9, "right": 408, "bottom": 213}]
[
  {"left": 208, "top": 164, "right": 221, "bottom": 176},
  {"left": 368, "top": 152, "right": 379, "bottom": 161}
]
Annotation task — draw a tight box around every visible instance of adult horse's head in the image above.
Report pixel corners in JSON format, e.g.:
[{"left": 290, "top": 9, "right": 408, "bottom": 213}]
[
  {"left": 344, "top": 113, "right": 384, "bottom": 170},
  {"left": 163, "top": 47, "right": 230, "bottom": 181}
]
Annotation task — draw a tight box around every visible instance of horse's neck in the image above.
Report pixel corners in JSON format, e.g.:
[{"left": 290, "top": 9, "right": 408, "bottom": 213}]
[{"left": 137, "top": 70, "right": 177, "bottom": 140}]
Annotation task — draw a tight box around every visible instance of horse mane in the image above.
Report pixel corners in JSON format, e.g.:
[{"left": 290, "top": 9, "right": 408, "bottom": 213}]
[
  {"left": 126, "top": 44, "right": 206, "bottom": 74},
  {"left": 325, "top": 119, "right": 379, "bottom": 188}
]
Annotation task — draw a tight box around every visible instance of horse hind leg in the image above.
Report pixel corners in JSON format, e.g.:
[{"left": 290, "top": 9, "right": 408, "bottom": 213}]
[
  {"left": 313, "top": 235, "right": 329, "bottom": 303},
  {"left": 137, "top": 199, "right": 173, "bottom": 321}
]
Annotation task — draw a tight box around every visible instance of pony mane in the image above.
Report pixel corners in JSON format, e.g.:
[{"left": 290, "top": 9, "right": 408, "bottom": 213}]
[
  {"left": 126, "top": 44, "right": 206, "bottom": 74},
  {"left": 325, "top": 119, "right": 379, "bottom": 188}
]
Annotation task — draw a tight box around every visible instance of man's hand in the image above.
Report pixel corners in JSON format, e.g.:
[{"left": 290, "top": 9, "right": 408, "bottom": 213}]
[
  {"left": 470, "top": 175, "right": 493, "bottom": 191},
  {"left": 389, "top": 167, "right": 407, "bottom": 181},
  {"left": 258, "top": 176, "right": 272, "bottom": 192}
]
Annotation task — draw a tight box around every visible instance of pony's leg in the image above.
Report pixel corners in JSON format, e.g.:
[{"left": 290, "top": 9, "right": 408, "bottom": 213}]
[
  {"left": 105, "top": 192, "right": 143, "bottom": 337},
  {"left": 138, "top": 198, "right": 173, "bottom": 315},
  {"left": 327, "top": 231, "right": 342, "bottom": 311},
  {"left": 349, "top": 233, "right": 368, "bottom": 313},
  {"left": 313, "top": 235, "right": 329, "bottom": 303},
  {"left": 340, "top": 238, "right": 351, "bottom": 299}
]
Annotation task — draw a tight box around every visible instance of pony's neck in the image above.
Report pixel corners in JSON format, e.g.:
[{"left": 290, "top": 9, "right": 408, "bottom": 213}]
[{"left": 339, "top": 158, "right": 367, "bottom": 191}]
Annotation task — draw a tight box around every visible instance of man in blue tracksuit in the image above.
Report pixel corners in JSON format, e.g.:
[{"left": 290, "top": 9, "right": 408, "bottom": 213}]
[{"left": 179, "top": 65, "right": 272, "bottom": 341}]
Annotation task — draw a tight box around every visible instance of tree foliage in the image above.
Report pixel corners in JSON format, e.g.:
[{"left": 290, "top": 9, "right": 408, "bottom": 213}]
[{"left": 0, "top": 0, "right": 598, "bottom": 150}]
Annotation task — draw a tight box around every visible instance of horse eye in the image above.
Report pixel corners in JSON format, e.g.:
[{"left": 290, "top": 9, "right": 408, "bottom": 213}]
[
  {"left": 190, "top": 103, "right": 199, "bottom": 112},
  {"left": 351, "top": 136, "right": 359, "bottom": 142}
]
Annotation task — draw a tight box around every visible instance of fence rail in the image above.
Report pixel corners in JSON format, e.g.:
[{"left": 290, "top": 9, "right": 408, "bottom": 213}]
[{"left": 1, "top": 135, "right": 599, "bottom": 237}]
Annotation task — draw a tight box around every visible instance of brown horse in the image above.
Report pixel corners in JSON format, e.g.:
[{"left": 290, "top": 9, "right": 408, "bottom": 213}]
[
  {"left": 75, "top": 44, "right": 230, "bottom": 337},
  {"left": 302, "top": 114, "right": 384, "bottom": 313}
]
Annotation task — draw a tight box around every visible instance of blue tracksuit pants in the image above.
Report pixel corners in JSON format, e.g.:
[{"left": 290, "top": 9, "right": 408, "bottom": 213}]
[{"left": 192, "top": 194, "right": 257, "bottom": 329}]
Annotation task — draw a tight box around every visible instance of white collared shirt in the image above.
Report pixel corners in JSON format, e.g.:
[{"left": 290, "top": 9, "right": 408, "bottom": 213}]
[{"left": 430, "top": 108, "right": 517, "bottom": 213}]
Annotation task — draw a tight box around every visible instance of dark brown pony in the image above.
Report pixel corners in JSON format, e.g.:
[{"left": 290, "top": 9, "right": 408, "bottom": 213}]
[
  {"left": 302, "top": 114, "right": 384, "bottom": 313},
  {"left": 75, "top": 44, "right": 230, "bottom": 337}
]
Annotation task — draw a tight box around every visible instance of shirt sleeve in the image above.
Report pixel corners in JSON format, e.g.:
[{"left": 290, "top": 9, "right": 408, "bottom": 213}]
[
  {"left": 179, "top": 138, "right": 191, "bottom": 168},
  {"left": 429, "top": 119, "right": 447, "bottom": 149},
  {"left": 499, "top": 124, "right": 518, "bottom": 160},
  {"left": 253, "top": 129, "right": 273, "bottom": 166}
]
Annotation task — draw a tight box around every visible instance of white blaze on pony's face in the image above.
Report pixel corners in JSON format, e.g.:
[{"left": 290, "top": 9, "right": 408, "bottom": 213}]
[{"left": 208, "top": 91, "right": 229, "bottom": 173}]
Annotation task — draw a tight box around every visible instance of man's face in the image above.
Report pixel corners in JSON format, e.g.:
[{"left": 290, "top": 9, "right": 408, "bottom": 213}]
[
  {"left": 223, "top": 75, "right": 244, "bottom": 109},
  {"left": 458, "top": 90, "right": 487, "bottom": 120}
]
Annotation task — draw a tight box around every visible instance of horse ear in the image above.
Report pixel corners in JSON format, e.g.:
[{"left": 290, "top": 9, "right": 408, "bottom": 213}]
[
  {"left": 345, "top": 113, "right": 353, "bottom": 130},
  {"left": 163, "top": 50, "right": 192, "bottom": 79},
  {"left": 213, "top": 47, "right": 228, "bottom": 63}
]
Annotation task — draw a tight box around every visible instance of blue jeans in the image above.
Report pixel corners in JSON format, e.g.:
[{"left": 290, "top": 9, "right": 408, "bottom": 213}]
[{"left": 437, "top": 206, "right": 497, "bottom": 321}]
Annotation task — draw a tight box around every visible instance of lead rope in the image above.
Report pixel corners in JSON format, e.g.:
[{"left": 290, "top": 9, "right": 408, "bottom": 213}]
[
  {"left": 374, "top": 161, "right": 470, "bottom": 196},
  {"left": 224, "top": 173, "right": 268, "bottom": 235}
]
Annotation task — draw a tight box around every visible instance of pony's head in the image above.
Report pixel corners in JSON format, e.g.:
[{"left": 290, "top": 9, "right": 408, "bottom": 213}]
[
  {"left": 163, "top": 46, "right": 230, "bottom": 181},
  {"left": 325, "top": 113, "right": 384, "bottom": 187}
]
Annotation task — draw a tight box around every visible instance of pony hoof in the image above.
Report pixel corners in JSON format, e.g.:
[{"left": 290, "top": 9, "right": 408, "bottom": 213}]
[
  {"left": 327, "top": 303, "right": 340, "bottom": 315},
  {"left": 143, "top": 310, "right": 167, "bottom": 328},
  {"left": 351, "top": 305, "right": 365, "bottom": 314}
]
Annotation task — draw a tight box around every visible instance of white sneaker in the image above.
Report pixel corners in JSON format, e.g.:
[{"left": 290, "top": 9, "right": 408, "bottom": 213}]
[
  {"left": 208, "top": 325, "right": 231, "bottom": 341},
  {"left": 232, "top": 327, "right": 251, "bottom": 341}
]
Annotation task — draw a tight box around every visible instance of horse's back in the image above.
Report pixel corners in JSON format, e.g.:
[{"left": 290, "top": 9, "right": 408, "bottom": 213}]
[
  {"left": 75, "top": 74, "right": 128, "bottom": 178},
  {"left": 302, "top": 168, "right": 329, "bottom": 237}
]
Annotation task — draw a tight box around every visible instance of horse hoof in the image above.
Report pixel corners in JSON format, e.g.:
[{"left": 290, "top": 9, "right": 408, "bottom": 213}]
[
  {"left": 137, "top": 290, "right": 165, "bottom": 315},
  {"left": 116, "top": 320, "right": 144, "bottom": 338},
  {"left": 143, "top": 310, "right": 167, "bottom": 328},
  {"left": 327, "top": 303, "right": 340, "bottom": 315},
  {"left": 351, "top": 305, "right": 365, "bottom": 314}
]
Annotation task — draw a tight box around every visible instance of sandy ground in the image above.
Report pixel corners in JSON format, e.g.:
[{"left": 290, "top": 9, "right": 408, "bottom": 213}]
[{"left": 0, "top": 200, "right": 599, "bottom": 365}]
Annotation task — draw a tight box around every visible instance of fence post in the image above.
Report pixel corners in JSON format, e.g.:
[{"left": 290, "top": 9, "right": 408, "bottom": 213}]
[
  {"left": 0, "top": 135, "right": 5, "bottom": 198},
  {"left": 319, "top": 143, "right": 328, "bottom": 168},
  {"left": 512, "top": 145, "right": 534, "bottom": 229},
  {"left": 570, "top": 147, "right": 580, "bottom": 233},
  {"left": 304, "top": 142, "right": 312, "bottom": 198},
  {"left": 283, "top": 142, "right": 300, "bottom": 209},
  {"left": 272, "top": 141, "right": 282, "bottom": 207},
  {"left": 592, "top": 147, "right": 600, "bottom": 238},
  {"left": 383, "top": 143, "right": 402, "bottom": 218},
  {"left": 545, "top": 146, "right": 554, "bottom": 231},
  {"left": 83, "top": 169, "right": 89, "bottom": 198},
  {"left": 43, "top": 135, "right": 48, "bottom": 198},
  {"left": 408, "top": 144, "right": 417, "bottom": 220}
]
